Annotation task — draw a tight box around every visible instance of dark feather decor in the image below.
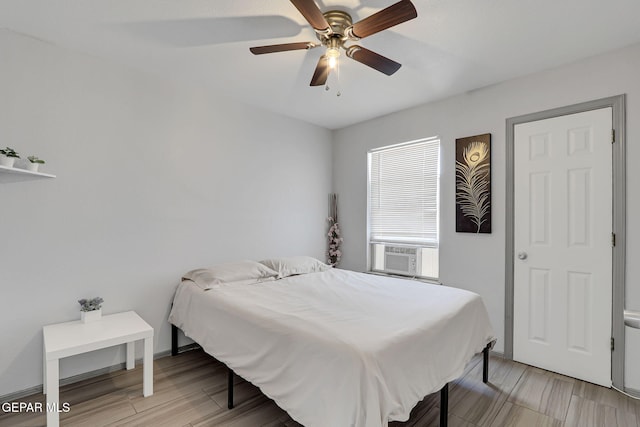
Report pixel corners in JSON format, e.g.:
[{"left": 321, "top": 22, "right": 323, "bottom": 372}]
[{"left": 455, "top": 133, "right": 491, "bottom": 233}]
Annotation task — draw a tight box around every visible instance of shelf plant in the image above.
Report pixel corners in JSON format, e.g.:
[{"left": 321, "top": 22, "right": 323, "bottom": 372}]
[
  {"left": 0, "top": 147, "right": 20, "bottom": 168},
  {"left": 27, "top": 155, "right": 45, "bottom": 172},
  {"left": 27, "top": 155, "right": 45, "bottom": 164}
]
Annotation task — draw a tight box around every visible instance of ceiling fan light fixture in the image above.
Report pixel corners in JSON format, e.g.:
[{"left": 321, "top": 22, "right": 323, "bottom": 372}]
[{"left": 326, "top": 47, "right": 340, "bottom": 69}]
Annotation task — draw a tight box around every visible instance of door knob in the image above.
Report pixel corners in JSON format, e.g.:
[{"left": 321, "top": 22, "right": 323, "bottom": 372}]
[{"left": 517, "top": 251, "right": 528, "bottom": 260}]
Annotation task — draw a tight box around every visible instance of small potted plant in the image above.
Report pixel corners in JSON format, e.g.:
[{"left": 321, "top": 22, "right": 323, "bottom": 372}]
[
  {"left": 78, "top": 297, "right": 104, "bottom": 323},
  {"left": 26, "top": 155, "right": 45, "bottom": 172},
  {"left": 0, "top": 147, "right": 20, "bottom": 168}
]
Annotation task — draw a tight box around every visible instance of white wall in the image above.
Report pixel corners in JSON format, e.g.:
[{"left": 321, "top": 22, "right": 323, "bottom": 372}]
[
  {"left": 0, "top": 30, "right": 332, "bottom": 397},
  {"left": 333, "top": 42, "right": 640, "bottom": 389}
]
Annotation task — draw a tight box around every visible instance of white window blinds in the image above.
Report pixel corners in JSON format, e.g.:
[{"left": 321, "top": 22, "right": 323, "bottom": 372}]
[{"left": 369, "top": 138, "right": 440, "bottom": 247}]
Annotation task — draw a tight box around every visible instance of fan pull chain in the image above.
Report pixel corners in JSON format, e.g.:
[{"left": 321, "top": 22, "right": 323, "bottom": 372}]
[
  {"left": 324, "top": 84, "right": 341, "bottom": 97},
  {"left": 324, "top": 61, "right": 342, "bottom": 97},
  {"left": 335, "top": 59, "right": 342, "bottom": 97}
]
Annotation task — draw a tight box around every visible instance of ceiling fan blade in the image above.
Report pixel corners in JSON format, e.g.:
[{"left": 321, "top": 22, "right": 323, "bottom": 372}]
[
  {"left": 310, "top": 55, "right": 330, "bottom": 86},
  {"left": 346, "top": 46, "right": 402, "bottom": 76},
  {"left": 290, "top": 0, "right": 332, "bottom": 33},
  {"left": 348, "top": 0, "right": 417, "bottom": 39},
  {"left": 250, "top": 42, "right": 319, "bottom": 55},
  {"left": 124, "top": 16, "right": 302, "bottom": 47}
]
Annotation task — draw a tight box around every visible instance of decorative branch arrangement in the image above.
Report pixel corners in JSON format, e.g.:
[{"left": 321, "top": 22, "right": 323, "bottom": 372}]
[
  {"left": 327, "top": 193, "right": 343, "bottom": 267},
  {"left": 455, "top": 134, "right": 492, "bottom": 233}
]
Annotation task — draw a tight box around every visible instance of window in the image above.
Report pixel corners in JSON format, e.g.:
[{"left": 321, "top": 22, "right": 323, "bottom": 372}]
[{"left": 368, "top": 137, "right": 440, "bottom": 279}]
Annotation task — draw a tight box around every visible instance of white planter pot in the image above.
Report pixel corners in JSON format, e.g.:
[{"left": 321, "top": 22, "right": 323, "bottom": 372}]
[
  {"left": 0, "top": 155, "right": 15, "bottom": 167},
  {"left": 26, "top": 162, "right": 39, "bottom": 172},
  {"left": 81, "top": 309, "right": 102, "bottom": 323}
]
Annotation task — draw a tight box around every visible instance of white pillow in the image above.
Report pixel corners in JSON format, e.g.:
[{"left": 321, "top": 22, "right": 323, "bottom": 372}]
[
  {"left": 259, "top": 256, "right": 331, "bottom": 278},
  {"left": 182, "top": 260, "right": 278, "bottom": 290},
  {"left": 186, "top": 276, "right": 277, "bottom": 290}
]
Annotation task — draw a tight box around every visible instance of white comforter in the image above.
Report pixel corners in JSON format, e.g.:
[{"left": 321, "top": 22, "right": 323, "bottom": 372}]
[{"left": 169, "top": 268, "right": 494, "bottom": 427}]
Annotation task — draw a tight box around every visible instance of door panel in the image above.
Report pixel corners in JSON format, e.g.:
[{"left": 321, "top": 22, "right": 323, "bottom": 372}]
[
  {"left": 513, "top": 107, "right": 612, "bottom": 387},
  {"left": 528, "top": 268, "right": 549, "bottom": 344}
]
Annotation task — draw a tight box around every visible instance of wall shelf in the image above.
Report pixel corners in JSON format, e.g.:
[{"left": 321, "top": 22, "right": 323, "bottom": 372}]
[{"left": 0, "top": 165, "right": 55, "bottom": 178}]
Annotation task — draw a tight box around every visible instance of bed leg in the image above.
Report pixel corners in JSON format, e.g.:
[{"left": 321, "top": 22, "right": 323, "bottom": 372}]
[
  {"left": 440, "top": 383, "right": 448, "bottom": 427},
  {"left": 227, "top": 368, "right": 234, "bottom": 409},
  {"left": 171, "top": 324, "right": 178, "bottom": 356},
  {"left": 482, "top": 343, "right": 490, "bottom": 383}
]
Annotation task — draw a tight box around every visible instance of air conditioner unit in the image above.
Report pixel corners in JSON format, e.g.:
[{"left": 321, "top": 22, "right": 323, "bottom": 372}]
[{"left": 384, "top": 246, "right": 419, "bottom": 275}]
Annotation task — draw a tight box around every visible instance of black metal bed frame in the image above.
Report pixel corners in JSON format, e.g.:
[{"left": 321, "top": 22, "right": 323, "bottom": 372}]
[{"left": 171, "top": 324, "right": 492, "bottom": 427}]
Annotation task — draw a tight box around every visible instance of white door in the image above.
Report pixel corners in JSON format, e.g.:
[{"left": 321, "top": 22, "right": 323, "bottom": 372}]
[{"left": 513, "top": 107, "right": 612, "bottom": 387}]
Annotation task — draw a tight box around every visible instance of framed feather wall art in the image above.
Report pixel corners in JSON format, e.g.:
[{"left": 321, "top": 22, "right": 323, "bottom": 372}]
[{"left": 455, "top": 133, "right": 492, "bottom": 233}]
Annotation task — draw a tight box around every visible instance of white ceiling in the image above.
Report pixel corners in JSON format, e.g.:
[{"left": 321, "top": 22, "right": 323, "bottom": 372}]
[{"left": 2, "top": 0, "right": 640, "bottom": 129}]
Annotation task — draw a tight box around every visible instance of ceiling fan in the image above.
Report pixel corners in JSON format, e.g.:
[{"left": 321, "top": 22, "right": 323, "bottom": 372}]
[{"left": 249, "top": 0, "right": 418, "bottom": 87}]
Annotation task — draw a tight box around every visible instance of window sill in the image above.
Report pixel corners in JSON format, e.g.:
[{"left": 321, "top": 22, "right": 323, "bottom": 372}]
[{"left": 364, "top": 270, "right": 441, "bottom": 285}]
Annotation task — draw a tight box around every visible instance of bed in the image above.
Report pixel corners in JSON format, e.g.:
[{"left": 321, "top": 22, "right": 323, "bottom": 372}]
[{"left": 168, "top": 258, "right": 495, "bottom": 427}]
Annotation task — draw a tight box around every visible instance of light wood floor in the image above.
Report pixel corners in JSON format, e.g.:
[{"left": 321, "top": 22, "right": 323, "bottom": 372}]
[{"left": 1, "top": 349, "right": 639, "bottom": 427}]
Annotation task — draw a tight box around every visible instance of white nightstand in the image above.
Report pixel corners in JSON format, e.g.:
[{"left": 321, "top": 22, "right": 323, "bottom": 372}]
[{"left": 42, "top": 311, "right": 154, "bottom": 427}]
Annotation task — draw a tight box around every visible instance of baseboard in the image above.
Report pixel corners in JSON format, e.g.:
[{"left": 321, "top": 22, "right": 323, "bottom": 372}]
[
  {"left": 622, "top": 387, "right": 640, "bottom": 398},
  {"left": 0, "top": 344, "right": 200, "bottom": 404},
  {"left": 489, "top": 349, "right": 504, "bottom": 358},
  {"left": 172, "top": 343, "right": 201, "bottom": 354},
  {"left": 1, "top": 385, "right": 49, "bottom": 404}
]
